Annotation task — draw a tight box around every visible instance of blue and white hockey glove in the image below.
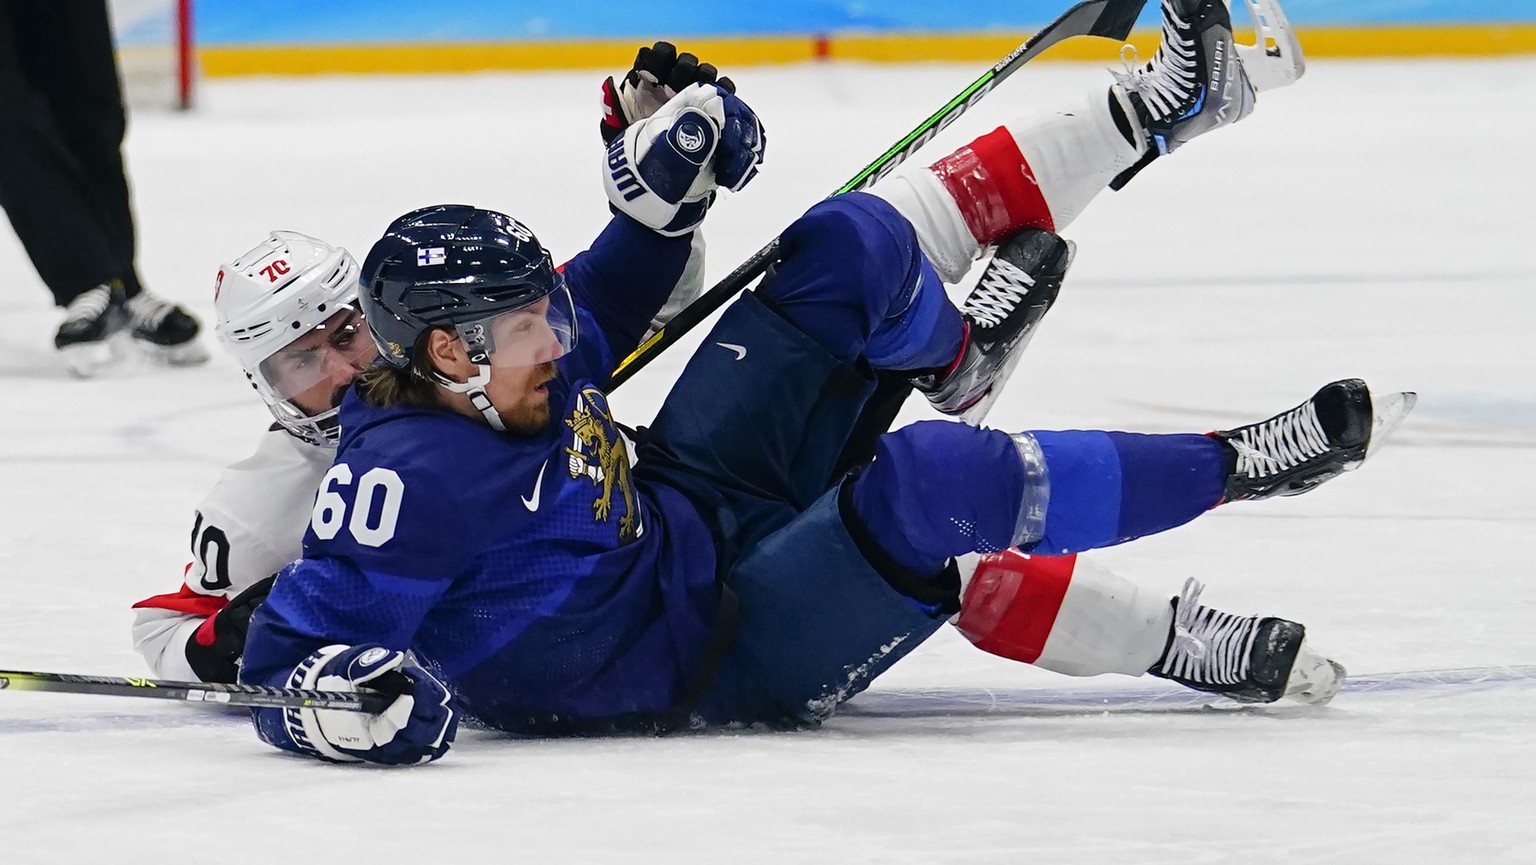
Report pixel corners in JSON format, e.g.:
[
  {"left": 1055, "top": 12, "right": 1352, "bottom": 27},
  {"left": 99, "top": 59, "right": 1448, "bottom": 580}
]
[
  {"left": 257, "top": 644, "right": 457, "bottom": 766},
  {"left": 603, "top": 82, "right": 765, "bottom": 236}
]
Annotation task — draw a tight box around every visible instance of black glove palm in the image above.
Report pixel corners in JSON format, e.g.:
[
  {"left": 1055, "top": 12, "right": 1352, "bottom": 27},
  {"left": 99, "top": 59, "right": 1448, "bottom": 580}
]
[
  {"left": 184, "top": 574, "right": 275, "bottom": 683},
  {"left": 601, "top": 41, "right": 737, "bottom": 145}
]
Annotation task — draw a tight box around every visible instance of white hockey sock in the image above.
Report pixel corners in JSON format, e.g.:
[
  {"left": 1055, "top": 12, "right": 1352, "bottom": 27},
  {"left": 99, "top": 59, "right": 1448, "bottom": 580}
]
[
  {"left": 1001, "top": 86, "right": 1147, "bottom": 232},
  {"left": 952, "top": 550, "right": 1172, "bottom": 677},
  {"left": 871, "top": 87, "right": 1146, "bottom": 283}
]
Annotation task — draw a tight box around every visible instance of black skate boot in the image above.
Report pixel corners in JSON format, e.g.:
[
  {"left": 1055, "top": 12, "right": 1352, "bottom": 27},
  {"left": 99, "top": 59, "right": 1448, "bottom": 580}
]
[
  {"left": 1151, "top": 578, "right": 1344, "bottom": 705},
  {"left": 913, "top": 229, "right": 1074, "bottom": 426},
  {"left": 54, "top": 281, "right": 128, "bottom": 377},
  {"left": 1216, "top": 378, "right": 1416, "bottom": 502},
  {"left": 1108, "top": 0, "right": 1257, "bottom": 188},
  {"left": 126, "top": 290, "right": 209, "bottom": 366}
]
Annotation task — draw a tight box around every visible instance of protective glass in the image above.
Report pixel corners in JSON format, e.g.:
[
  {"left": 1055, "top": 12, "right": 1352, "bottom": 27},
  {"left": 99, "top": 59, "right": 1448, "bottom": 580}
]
[
  {"left": 466, "top": 282, "right": 579, "bottom": 370},
  {"left": 258, "top": 306, "right": 379, "bottom": 403}
]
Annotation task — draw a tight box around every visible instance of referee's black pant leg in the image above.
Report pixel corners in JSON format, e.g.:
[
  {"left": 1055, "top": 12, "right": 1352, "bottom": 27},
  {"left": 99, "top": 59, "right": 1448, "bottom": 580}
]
[{"left": 0, "top": 1, "right": 130, "bottom": 305}]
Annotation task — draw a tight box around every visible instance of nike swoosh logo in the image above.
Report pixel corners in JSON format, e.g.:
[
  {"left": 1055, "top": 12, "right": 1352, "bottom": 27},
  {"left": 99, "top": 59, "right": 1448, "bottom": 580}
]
[
  {"left": 716, "top": 342, "right": 746, "bottom": 360},
  {"left": 521, "top": 459, "right": 549, "bottom": 511}
]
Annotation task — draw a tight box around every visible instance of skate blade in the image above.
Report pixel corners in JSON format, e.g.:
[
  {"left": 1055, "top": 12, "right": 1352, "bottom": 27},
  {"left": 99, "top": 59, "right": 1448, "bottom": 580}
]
[
  {"left": 59, "top": 340, "right": 123, "bottom": 379},
  {"left": 958, "top": 240, "right": 1076, "bottom": 427},
  {"left": 1231, "top": 0, "right": 1306, "bottom": 91},
  {"left": 135, "top": 338, "right": 211, "bottom": 367},
  {"left": 1283, "top": 641, "right": 1345, "bottom": 706},
  {"left": 1362, "top": 390, "right": 1417, "bottom": 462}
]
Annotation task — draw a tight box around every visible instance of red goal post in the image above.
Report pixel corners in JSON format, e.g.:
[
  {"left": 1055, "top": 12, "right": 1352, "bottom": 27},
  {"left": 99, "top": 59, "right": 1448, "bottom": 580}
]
[{"left": 109, "top": 0, "right": 194, "bottom": 111}]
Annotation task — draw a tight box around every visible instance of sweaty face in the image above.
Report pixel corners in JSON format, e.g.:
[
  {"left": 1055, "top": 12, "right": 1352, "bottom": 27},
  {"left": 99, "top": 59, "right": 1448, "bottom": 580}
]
[{"left": 260, "top": 308, "right": 379, "bottom": 417}]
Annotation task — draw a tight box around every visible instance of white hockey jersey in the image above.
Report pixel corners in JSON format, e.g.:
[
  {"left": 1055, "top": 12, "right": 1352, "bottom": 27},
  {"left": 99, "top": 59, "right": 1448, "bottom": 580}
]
[{"left": 131, "top": 428, "right": 333, "bottom": 680}]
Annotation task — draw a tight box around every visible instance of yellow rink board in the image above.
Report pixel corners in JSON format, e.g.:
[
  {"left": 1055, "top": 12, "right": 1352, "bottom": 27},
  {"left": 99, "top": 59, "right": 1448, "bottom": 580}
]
[{"left": 201, "top": 25, "right": 1536, "bottom": 77}]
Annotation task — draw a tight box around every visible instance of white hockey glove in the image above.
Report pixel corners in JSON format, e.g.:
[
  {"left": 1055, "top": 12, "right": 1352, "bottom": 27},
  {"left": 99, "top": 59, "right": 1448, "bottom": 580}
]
[
  {"left": 277, "top": 644, "right": 457, "bottom": 765},
  {"left": 603, "top": 82, "right": 766, "bottom": 237},
  {"left": 600, "top": 41, "right": 735, "bottom": 145}
]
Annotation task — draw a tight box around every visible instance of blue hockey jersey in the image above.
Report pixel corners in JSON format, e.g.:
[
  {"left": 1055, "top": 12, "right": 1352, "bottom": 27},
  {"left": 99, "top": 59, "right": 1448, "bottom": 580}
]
[{"left": 240, "top": 215, "right": 723, "bottom": 734}]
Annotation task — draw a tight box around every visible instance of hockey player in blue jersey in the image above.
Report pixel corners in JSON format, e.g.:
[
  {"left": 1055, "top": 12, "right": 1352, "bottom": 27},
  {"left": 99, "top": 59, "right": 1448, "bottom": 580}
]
[
  {"left": 239, "top": 3, "right": 1414, "bottom": 765},
  {"left": 238, "top": 195, "right": 1410, "bottom": 762}
]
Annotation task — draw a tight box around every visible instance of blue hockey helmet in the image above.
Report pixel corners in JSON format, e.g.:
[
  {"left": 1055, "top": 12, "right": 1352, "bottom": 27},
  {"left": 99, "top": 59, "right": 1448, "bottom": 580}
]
[{"left": 359, "top": 204, "right": 577, "bottom": 371}]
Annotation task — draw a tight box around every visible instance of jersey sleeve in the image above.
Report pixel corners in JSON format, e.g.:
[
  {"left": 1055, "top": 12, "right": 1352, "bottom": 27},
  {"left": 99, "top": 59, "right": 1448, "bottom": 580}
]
[
  {"left": 646, "top": 231, "right": 707, "bottom": 337},
  {"left": 563, "top": 213, "right": 695, "bottom": 369},
  {"left": 238, "top": 556, "right": 452, "bottom": 687},
  {"left": 129, "top": 606, "right": 206, "bottom": 681},
  {"left": 131, "top": 430, "right": 328, "bottom": 681},
  {"left": 130, "top": 506, "right": 294, "bottom": 680}
]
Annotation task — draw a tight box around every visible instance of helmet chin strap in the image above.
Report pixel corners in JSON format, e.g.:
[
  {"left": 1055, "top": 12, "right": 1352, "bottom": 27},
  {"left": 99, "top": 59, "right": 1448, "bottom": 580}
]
[
  {"left": 433, "top": 324, "right": 507, "bottom": 431},
  {"left": 433, "top": 364, "right": 507, "bottom": 432}
]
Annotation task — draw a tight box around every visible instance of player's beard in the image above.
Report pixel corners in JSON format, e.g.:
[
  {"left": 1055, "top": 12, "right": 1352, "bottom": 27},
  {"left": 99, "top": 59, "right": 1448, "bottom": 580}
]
[{"left": 496, "top": 361, "right": 558, "bottom": 435}]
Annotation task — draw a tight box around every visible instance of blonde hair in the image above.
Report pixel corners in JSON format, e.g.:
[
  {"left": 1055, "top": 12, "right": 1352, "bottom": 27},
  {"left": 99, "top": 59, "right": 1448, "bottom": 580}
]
[{"left": 355, "top": 331, "right": 444, "bottom": 410}]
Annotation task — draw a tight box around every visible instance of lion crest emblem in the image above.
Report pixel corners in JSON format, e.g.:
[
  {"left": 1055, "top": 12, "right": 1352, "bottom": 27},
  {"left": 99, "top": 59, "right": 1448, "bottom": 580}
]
[{"left": 564, "top": 387, "right": 640, "bottom": 543}]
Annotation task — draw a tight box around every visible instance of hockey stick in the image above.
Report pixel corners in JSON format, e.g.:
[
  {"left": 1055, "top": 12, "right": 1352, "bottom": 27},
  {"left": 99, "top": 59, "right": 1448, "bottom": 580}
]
[
  {"left": 0, "top": 668, "right": 390, "bottom": 714},
  {"left": 607, "top": 0, "right": 1149, "bottom": 390}
]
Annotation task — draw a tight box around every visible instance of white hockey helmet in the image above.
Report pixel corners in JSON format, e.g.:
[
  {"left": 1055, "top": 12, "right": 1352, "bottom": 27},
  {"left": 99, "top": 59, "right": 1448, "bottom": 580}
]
[{"left": 214, "top": 231, "right": 370, "bottom": 446}]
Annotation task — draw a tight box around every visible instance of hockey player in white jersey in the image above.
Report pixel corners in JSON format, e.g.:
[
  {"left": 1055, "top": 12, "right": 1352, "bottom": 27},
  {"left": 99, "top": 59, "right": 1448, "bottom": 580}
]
[{"left": 131, "top": 232, "right": 372, "bottom": 682}]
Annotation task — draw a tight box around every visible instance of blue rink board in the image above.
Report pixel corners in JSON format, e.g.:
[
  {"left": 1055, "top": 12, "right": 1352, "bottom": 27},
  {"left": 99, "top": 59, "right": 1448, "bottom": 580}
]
[{"left": 192, "top": 1, "right": 1536, "bottom": 46}]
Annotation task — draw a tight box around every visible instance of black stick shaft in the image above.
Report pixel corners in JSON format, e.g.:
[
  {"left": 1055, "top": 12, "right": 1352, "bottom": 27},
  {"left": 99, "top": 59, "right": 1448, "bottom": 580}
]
[
  {"left": 607, "top": 0, "right": 1148, "bottom": 390},
  {"left": 0, "top": 668, "right": 390, "bottom": 713}
]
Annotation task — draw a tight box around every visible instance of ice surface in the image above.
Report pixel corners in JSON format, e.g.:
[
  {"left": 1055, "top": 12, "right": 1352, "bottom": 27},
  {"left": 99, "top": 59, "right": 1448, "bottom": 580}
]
[{"left": 0, "top": 58, "right": 1533, "bottom": 864}]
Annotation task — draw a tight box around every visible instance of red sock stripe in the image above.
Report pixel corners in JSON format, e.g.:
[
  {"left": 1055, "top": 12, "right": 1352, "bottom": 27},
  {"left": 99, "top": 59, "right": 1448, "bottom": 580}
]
[
  {"left": 955, "top": 551, "right": 1077, "bottom": 664},
  {"left": 930, "top": 126, "right": 1055, "bottom": 244}
]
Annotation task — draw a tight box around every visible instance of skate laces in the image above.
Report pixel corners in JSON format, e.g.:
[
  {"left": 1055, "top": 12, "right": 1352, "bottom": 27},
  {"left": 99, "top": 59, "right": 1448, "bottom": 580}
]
[
  {"left": 1115, "top": 0, "right": 1200, "bottom": 121},
  {"left": 963, "top": 257, "right": 1035, "bottom": 328},
  {"left": 63, "top": 286, "right": 114, "bottom": 324},
  {"left": 1160, "top": 578, "right": 1257, "bottom": 686},
  {"left": 1230, "top": 399, "right": 1331, "bottom": 478},
  {"left": 126, "top": 292, "right": 177, "bottom": 330}
]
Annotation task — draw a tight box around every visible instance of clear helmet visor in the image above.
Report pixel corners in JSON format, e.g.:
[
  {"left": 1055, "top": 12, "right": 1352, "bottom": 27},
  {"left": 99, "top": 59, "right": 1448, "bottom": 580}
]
[
  {"left": 458, "top": 281, "right": 579, "bottom": 370},
  {"left": 257, "top": 305, "right": 380, "bottom": 411}
]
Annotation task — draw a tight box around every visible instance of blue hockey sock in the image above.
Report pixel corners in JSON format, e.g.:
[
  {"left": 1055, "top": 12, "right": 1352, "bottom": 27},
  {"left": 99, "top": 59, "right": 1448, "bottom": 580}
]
[
  {"left": 847, "top": 424, "right": 1229, "bottom": 574},
  {"left": 1028, "top": 431, "right": 1226, "bottom": 556}
]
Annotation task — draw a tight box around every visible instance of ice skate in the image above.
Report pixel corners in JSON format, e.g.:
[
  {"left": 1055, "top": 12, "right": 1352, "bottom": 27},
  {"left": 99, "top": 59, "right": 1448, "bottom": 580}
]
[
  {"left": 55, "top": 282, "right": 128, "bottom": 378},
  {"left": 1216, "top": 378, "right": 1416, "bottom": 502},
  {"left": 1114, "top": 0, "right": 1257, "bottom": 156},
  {"left": 913, "top": 229, "right": 1074, "bottom": 425},
  {"left": 1151, "top": 578, "right": 1344, "bottom": 705},
  {"left": 126, "top": 290, "right": 209, "bottom": 366}
]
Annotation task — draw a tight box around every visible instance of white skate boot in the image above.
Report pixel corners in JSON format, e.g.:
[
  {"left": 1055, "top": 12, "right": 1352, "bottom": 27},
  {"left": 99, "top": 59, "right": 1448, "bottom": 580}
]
[{"left": 1115, "top": 0, "right": 1258, "bottom": 156}]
